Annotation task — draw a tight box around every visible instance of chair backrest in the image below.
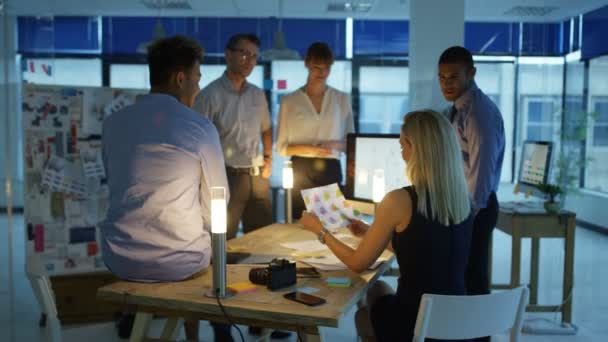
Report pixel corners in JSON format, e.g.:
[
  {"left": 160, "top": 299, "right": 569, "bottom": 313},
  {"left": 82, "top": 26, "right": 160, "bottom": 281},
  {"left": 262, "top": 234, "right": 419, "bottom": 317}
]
[{"left": 412, "top": 286, "right": 529, "bottom": 342}]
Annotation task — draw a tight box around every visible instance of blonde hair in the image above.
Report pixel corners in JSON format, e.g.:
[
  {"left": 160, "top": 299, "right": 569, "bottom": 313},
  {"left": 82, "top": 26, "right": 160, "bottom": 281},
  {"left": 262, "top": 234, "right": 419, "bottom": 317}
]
[{"left": 401, "top": 110, "right": 470, "bottom": 225}]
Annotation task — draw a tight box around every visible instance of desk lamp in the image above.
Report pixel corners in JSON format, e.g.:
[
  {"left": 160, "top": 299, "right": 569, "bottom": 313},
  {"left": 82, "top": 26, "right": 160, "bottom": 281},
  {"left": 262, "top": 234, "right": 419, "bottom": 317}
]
[
  {"left": 283, "top": 160, "right": 294, "bottom": 224},
  {"left": 207, "top": 186, "right": 230, "bottom": 298}
]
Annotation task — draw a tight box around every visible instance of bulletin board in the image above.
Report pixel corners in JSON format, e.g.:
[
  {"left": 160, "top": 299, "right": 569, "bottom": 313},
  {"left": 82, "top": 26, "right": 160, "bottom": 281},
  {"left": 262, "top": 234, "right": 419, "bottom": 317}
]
[{"left": 22, "top": 84, "right": 145, "bottom": 276}]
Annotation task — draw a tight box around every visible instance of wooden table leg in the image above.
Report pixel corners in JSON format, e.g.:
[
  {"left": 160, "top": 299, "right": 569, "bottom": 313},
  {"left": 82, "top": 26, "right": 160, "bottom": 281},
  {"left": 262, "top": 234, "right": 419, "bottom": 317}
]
[
  {"left": 511, "top": 224, "right": 521, "bottom": 289},
  {"left": 129, "top": 312, "right": 153, "bottom": 342},
  {"left": 160, "top": 317, "right": 183, "bottom": 340},
  {"left": 300, "top": 326, "right": 323, "bottom": 342},
  {"left": 563, "top": 216, "right": 576, "bottom": 323},
  {"left": 530, "top": 237, "right": 540, "bottom": 305}
]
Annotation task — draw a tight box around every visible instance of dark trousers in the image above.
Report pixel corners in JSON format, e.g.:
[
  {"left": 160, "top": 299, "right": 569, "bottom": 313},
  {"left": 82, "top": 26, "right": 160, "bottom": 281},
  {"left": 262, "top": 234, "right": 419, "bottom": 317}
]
[
  {"left": 226, "top": 168, "right": 272, "bottom": 240},
  {"left": 466, "top": 192, "right": 499, "bottom": 295},
  {"left": 291, "top": 156, "right": 342, "bottom": 219},
  {"left": 466, "top": 192, "right": 498, "bottom": 342}
]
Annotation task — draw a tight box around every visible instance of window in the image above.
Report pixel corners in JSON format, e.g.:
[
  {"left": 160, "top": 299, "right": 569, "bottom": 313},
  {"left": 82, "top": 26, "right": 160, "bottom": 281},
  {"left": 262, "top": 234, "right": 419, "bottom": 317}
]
[
  {"left": 358, "top": 66, "right": 408, "bottom": 134},
  {"left": 526, "top": 100, "right": 557, "bottom": 141},
  {"left": 110, "top": 64, "right": 264, "bottom": 90},
  {"left": 515, "top": 61, "right": 564, "bottom": 182},
  {"left": 585, "top": 56, "right": 608, "bottom": 193},
  {"left": 592, "top": 100, "right": 608, "bottom": 147},
  {"left": 21, "top": 57, "right": 102, "bottom": 87}
]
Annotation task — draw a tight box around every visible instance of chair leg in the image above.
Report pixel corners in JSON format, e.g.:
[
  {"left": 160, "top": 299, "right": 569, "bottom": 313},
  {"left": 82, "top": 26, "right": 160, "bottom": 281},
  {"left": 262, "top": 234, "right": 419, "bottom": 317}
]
[{"left": 129, "top": 312, "right": 153, "bottom": 342}]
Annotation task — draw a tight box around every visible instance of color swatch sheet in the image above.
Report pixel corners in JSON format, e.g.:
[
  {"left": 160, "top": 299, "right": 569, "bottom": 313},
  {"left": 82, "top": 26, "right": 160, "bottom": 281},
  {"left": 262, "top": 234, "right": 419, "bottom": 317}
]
[{"left": 301, "top": 183, "right": 363, "bottom": 231}]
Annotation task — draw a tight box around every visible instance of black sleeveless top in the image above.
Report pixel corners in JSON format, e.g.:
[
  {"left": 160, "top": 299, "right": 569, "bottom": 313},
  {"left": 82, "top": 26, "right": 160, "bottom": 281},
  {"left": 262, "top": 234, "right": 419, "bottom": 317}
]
[{"left": 393, "top": 186, "right": 474, "bottom": 325}]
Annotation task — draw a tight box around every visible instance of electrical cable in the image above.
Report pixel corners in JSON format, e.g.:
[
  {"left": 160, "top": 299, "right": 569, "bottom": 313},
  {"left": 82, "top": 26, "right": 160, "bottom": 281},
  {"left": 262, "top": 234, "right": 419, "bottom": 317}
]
[{"left": 215, "top": 289, "right": 245, "bottom": 342}]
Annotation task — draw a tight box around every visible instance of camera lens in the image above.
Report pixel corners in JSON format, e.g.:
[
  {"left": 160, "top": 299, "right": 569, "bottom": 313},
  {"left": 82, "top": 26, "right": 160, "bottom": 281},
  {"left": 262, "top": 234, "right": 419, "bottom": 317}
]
[{"left": 249, "top": 267, "right": 269, "bottom": 285}]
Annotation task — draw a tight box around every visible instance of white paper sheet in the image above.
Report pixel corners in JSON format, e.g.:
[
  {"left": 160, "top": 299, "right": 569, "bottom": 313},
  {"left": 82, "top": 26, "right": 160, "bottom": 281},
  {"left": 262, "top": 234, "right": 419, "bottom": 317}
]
[
  {"left": 82, "top": 89, "right": 139, "bottom": 136},
  {"left": 280, "top": 233, "right": 358, "bottom": 252},
  {"left": 301, "top": 183, "right": 363, "bottom": 231},
  {"left": 41, "top": 156, "right": 88, "bottom": 197},
  {"left": 301, "top": 254, "right": 387, "bottom": 271},
  {"left": 80, "top": 141, "right": 105, "bottom": 178}
]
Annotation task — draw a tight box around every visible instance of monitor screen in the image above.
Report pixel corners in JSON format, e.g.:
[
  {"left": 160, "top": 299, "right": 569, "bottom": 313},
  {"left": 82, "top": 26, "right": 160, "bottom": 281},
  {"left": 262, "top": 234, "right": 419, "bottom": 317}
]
[
  {"left": 517, "top": 140, "right": 553, "bottom": 195},
  {"left": 345, "top": 133, "right": 409, "bottom": 202}
]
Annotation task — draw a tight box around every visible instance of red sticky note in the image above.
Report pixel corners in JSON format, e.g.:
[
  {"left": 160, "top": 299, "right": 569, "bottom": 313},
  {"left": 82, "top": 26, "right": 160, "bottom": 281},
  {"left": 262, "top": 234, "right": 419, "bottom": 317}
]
[
  {"left": 34, "top": 224, "right": 44, "bottom": 252},
  {"left": 87, "top": 242, "right": 98, "bottom": 256},
  {"left": 277, "top": 79, "right": 287, "bottom": 90}
]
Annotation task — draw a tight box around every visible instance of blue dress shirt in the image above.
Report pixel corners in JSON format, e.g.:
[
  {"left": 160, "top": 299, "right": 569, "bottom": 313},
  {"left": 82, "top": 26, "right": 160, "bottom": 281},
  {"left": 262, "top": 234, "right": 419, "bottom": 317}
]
[
  {"left": 451, "top": 81, "right": 505, "bottom": 210},
  {"left": 100, "top": 93, "right": 228, "bottom": 282}
]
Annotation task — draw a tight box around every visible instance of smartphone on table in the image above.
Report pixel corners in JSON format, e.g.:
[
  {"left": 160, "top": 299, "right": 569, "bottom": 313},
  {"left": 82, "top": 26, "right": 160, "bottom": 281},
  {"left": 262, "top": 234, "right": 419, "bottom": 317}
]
[{"left": 283, "top": 291, "right": 326, "bottom": 306}]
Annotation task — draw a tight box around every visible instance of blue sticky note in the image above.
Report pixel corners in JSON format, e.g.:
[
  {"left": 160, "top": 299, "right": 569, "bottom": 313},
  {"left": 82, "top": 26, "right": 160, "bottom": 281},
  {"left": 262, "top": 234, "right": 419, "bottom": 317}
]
[
  {"left": 263, "top": 79, "right": 274, "bottom": 90},
  {"left": 297, "top": 286, "right": 320, "bottom": 294},
  {"left": 326, "top": 277, "right": 351, "bottom": 285}
]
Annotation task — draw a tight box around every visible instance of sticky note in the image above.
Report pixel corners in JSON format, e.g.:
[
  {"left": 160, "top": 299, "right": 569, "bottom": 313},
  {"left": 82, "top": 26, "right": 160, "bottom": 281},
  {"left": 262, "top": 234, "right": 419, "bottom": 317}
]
[
  {"left": 277, "top": 79, "right": 287, "bottom": 89},
  {"left": 227, "top": 282, "right": 257, "bottom": 294},
  {"left": 326, "top": 277, "right": 352, "bottom": 288},
  {"left": 297, "top": 286, "right": 320, "bottom": 294}
]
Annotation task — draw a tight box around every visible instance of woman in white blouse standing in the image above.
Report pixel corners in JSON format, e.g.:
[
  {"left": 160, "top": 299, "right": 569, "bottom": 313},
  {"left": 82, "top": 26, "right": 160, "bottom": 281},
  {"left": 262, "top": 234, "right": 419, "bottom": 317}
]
[{"left": 276, "top": 42, "right": 355, "bottom": 219}]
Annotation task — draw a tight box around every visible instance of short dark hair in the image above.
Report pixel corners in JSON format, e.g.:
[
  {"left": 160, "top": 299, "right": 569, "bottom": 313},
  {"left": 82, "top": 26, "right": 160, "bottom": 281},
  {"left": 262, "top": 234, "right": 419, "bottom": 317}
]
[
  {"left": 225, "top": 33, "right": 261, "bottom": 50},
  {"left": 438, "top": 46, "right": 474, "bottom": 68},
  {"left": 147, "top": 35, "right": 204, "bottom": 87},
  {"left": 305, "top": 42, "right": 334, "bottom": 64}
]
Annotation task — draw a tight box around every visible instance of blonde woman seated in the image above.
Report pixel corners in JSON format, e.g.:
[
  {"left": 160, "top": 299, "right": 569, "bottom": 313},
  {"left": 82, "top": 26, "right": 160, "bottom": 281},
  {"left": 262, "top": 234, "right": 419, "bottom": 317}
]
[{"left": 301, "top": 110, "right": 474, "bottom": 342}]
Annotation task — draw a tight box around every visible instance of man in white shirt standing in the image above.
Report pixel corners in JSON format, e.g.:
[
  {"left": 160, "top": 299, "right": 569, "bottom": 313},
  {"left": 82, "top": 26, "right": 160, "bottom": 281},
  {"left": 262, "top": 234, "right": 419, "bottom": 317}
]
[{"left": 194, "top": 33, "right": 273, "bottom": 241}]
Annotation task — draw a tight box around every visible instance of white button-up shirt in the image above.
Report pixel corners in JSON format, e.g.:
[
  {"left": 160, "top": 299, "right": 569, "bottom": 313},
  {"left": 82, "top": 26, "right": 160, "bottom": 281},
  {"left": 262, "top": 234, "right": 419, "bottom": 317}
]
[{"left": 276, "top": 86, "right": 354, "bottom": 159}]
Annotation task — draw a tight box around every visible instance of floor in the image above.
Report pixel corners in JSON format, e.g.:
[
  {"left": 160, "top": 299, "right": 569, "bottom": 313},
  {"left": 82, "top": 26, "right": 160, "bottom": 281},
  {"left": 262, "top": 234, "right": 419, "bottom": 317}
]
[{"left": 1, "top": 211, "right": 607, "bottom": 342}]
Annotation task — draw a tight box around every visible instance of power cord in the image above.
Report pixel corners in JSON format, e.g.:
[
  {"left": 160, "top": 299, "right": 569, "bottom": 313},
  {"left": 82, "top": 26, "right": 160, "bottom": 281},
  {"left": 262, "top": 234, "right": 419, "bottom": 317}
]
[{"left": 215, "top": 289, "right": 245, "bottom": 342}]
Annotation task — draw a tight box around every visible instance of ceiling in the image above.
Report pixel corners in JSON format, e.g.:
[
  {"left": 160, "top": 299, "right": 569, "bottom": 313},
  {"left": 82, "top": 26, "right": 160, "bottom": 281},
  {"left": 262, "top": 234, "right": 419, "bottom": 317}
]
[{"left": 4, "top": 0, "right": 608, "bottom": 22}]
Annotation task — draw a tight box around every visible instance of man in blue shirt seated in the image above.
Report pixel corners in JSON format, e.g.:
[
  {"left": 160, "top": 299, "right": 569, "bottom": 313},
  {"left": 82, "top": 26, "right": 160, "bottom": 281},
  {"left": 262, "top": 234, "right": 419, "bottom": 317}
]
[
  {"left": 438, "top": 46, "right": 505, "bottom": 342},
  {"left": 100, "top": 35, "right": 230, "bottom": 341}
]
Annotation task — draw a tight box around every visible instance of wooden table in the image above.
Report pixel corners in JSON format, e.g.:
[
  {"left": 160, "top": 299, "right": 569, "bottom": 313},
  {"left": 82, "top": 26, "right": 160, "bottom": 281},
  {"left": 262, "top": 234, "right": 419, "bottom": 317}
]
[
  {"left": 97, "top": 223, "right": 394, "bottom": 341},
  {"left": 490, "top": 201, "right": 576, "bottom": 323}
]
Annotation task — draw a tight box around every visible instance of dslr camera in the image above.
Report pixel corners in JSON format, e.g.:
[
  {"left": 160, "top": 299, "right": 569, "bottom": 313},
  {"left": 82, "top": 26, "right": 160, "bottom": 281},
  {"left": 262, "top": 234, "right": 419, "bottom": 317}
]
[{"left": 249, "top": 258, "right": 297, "bottom": 290}]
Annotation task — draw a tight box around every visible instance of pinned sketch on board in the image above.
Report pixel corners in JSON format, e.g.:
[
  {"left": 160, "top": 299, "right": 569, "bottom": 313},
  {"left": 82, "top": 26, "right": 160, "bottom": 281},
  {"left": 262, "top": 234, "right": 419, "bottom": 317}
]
[
  {"left": 301, "top": 183, "right": 362, "bottom": 231},
  {"left": 41, "top": 156, "right": 88, "bottom": 197},
  {"left": 80, "top": 140, "right": 105, "bottom": 179},
  {"left": 22, "top": 84, "right": 144, "bottom": 276},
  {"left": 24, "top": 130, "right": 53, "bottom": 171},
  {"left": 22, "top": 86, "right": 80, "bottom": 131},
  {"left": 81, "top": 89, "right": 140, "bottom": 136}
]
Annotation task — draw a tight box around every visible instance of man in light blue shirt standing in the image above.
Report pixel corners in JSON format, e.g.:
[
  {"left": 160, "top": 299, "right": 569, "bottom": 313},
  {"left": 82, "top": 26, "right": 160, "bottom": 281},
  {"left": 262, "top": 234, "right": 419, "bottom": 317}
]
[
  {"left": 100, "top": 35, "right": 229, "bottom": 341},
  {"left": 438, "top": 46, "right": 505, "bottom": 338}
]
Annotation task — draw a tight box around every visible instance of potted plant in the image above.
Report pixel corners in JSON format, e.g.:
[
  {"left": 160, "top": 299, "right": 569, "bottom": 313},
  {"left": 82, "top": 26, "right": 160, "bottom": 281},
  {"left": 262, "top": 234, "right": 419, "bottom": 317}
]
[{"left": 538, "top": 183, "right": 563, "bottom": 213}]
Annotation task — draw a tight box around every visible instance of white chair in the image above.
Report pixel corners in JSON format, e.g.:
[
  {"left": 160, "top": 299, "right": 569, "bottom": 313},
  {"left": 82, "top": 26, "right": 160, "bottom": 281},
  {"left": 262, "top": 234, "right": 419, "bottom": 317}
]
[
  {"left": 413, "top": 286, "right": 529, "bottom": 342},
  {"left": 26, "top": 256, "right": 62, "bottom": 342}
]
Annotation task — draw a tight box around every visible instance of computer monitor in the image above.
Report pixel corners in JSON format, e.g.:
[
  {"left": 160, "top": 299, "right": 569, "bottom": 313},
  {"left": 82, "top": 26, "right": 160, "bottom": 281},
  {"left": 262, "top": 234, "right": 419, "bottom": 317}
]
[
  {"left": 517, "top": 140, "right": 553, "bottom": 197},
  {"left": 345, "top": 133, "right": 409, "bottom": 203}
]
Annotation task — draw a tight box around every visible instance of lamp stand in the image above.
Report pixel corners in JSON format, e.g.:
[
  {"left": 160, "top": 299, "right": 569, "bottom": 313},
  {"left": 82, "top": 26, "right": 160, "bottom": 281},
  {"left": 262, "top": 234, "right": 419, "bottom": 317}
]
[
  {"left": 205, "top": 232, "right": 231, "bottom": 298},
  {"left": 285, "top": 188, "right": 292, "bottom": 224}
]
